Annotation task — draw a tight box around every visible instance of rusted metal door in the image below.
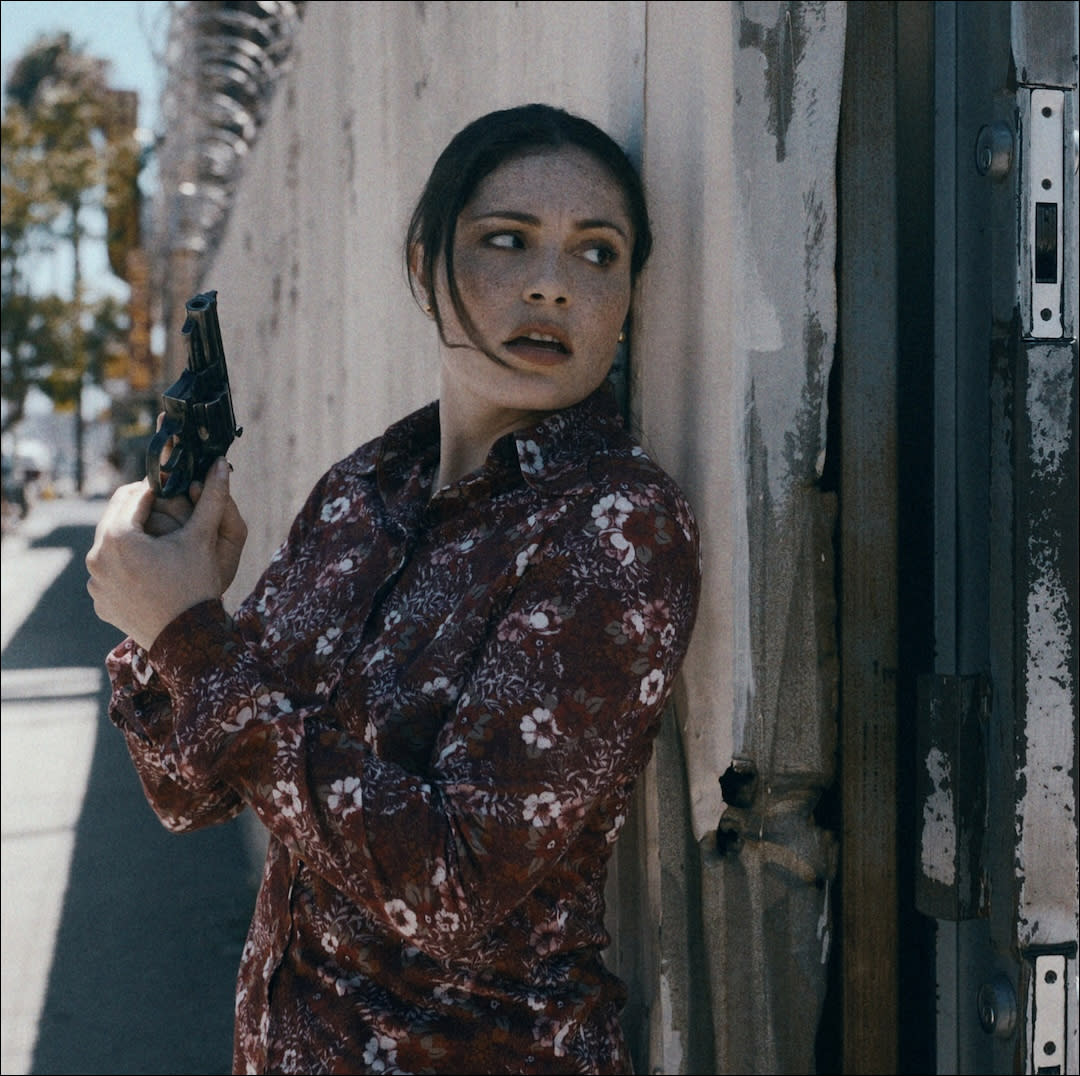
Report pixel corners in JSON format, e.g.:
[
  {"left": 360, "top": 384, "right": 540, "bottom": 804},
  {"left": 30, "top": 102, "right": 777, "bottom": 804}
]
[{"left": 913, "top": 2, "right": 1078, "bottom": 1072}]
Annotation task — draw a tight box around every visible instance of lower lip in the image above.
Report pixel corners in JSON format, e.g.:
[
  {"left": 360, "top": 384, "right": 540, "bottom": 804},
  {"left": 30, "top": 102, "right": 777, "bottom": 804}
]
[{"left": 504, "top": 342, "right": 572, "bottom": 366}]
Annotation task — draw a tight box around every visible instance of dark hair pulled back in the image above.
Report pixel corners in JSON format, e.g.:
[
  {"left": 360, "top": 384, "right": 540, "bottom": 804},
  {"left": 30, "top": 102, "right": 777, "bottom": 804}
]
[{"left": 406, "top": 103, "right": 652, "bottom": 350}]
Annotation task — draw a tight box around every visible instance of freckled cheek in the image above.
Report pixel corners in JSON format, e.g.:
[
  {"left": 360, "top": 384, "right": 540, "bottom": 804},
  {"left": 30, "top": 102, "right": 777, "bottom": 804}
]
[
  {"left": 582, "top": 280, "right": 632, "bottom": 336},
  {"left": 450, "top": 252, "right": 630, "bottom": 330},
  {"left": 452, "top": 253, "right": 512, "bottom": 304}
]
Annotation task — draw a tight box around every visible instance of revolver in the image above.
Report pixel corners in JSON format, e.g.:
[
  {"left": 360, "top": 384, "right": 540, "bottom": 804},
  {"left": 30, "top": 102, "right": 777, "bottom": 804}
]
[{"left": 146, "top": 290, "right": 242, "bottom": 498}]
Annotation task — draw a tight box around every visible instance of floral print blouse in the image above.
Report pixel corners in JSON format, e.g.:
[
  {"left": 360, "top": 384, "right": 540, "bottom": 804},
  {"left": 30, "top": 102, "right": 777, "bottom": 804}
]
[{"left": 106, "top": 384, "right": 701, "bottom": 1075}]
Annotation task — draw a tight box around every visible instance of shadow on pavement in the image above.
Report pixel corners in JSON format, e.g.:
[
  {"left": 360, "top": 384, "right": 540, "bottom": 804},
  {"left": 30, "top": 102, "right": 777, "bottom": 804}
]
[{"left": 7, "top": 521, "right": 258, "bottom": 1075}]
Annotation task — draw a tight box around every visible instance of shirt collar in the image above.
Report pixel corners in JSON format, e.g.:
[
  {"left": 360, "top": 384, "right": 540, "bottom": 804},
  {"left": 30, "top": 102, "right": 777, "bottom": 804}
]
[
  {"left": 509, "top": 381, "right": 626, "bottom": 495},
  {"left": 374, "top": 380, "right": 627, "bottom": 517}
]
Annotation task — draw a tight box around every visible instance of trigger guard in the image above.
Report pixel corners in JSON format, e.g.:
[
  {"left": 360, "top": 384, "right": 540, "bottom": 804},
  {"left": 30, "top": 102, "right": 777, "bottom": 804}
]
[
  {"left": 162, "top": 440, "right": 186, "bottom": 473},
  {"left": 147, "top": 425, "right": 192, "bottom": 497}
]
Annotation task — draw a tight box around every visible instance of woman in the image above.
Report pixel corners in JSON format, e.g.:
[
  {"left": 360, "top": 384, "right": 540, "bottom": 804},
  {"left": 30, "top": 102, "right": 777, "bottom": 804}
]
[{"left": 87, "top": 104, "right": 701, "bottom": 1075}]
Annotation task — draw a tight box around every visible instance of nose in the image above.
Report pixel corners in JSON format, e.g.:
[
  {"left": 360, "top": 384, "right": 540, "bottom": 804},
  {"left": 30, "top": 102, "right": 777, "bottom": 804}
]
[{"left": 523, "top": 249, "right": 569, "bottom": 306}]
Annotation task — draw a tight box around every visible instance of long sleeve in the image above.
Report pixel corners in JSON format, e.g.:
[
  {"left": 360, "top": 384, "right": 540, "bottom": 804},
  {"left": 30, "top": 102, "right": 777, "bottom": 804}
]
[
  {"left": 103, "top": 460, "right": 351, "bottom": 832},
  {"left": 145, "top": 469, "right": 700, "bottom": 962},
  {"left": 106, "top": 635, "right": 245, "bottom": 831}
]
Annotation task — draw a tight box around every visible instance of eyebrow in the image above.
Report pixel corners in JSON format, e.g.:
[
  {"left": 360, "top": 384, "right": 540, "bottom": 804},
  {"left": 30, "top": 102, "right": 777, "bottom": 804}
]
[{"left": 468, "top": 209, "right": 629, "bottom": 241}]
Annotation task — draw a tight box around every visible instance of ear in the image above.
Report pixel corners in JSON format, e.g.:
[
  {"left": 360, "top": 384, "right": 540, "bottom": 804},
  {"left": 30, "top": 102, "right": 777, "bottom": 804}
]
[{"left": 408, "top": 242, "right": 429, "bottom": 297}]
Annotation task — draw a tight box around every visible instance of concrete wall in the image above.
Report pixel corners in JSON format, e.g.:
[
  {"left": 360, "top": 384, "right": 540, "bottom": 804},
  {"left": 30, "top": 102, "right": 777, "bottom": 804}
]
[{"left": 205, "top": 3, "right": 846, "bottom": 1070}]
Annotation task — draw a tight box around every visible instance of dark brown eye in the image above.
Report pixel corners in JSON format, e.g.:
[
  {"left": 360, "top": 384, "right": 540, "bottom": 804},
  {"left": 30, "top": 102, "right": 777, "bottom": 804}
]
[
  {"left": 486, "top": 232, "right": 524, "bottom": 250},
  {"left": 582, "top": 244, "right": 617, "bottom": 267}
]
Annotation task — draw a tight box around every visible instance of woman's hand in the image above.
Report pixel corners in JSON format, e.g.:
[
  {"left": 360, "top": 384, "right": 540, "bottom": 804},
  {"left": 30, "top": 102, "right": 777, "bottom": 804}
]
[
  {"left": 86, "top": 458, "right": 248, "bottom": 650},
  {"left": 145, "top": 487, "right": 194, "bottom": 536}
]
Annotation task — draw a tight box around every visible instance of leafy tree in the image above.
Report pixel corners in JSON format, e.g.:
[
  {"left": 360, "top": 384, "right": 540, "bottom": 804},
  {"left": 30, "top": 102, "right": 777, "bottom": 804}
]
[
  {"left": 1, "top": 32, "right": 141, "bottom": 487},
  {"left": 0, "top": 101, "right": 70, "bottom": 433},
  {"left": 0, "top": 291, "right": 74, "bottom": 426},
  {"left": 1, "top": 104, "right": 59, "bottom": 284},
  {"left": 83, "top": 293, "right": 132, "bottom": 387}
]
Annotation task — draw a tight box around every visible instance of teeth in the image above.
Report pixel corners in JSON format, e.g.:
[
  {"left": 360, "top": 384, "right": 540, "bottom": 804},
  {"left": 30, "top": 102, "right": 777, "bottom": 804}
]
[{"left": 526, "top": 332, "right": 560, "bottom": 344}]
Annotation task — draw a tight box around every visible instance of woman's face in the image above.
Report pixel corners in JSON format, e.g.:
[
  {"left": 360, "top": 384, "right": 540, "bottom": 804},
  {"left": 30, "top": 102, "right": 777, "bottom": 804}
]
[{"left": 433, "top": 145, "right": 635, "bottom": 421}]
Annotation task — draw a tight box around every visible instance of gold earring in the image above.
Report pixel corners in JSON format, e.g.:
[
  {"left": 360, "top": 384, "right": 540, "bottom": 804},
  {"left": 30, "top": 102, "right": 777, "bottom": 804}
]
[
  {"left": 618, "top": 330, "right": 626, "bottom": 344},
  {"left": 424, "top": 303, "right": 434, "bottom": 318}
]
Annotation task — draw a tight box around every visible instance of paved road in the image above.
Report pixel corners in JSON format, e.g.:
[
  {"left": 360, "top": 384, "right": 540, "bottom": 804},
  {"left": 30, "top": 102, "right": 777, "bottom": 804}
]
[{"left": 2, "top": 495, "right": 260, "bottom": 1075}]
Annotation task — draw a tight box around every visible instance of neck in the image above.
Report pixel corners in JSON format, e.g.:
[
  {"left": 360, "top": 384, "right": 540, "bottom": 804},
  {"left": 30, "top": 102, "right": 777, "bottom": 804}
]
[
  {"left": 435, "top": 368, "right": 543, "bottom": 492},
  {"left": 434, "top": 435, "right": 490, "bottom": 493}
]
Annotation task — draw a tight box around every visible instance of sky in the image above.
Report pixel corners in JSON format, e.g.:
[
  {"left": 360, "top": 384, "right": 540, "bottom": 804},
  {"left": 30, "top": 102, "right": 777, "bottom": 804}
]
[
  {"left": 1, "top": 1, "right": 173, "bottom": 296},
  {"left": 1, "top": 0, "right": 172, "bottom": 134}
]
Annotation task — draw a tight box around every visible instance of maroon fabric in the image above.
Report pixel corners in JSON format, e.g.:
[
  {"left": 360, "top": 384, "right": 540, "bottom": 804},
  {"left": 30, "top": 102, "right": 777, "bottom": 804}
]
[{"left": 107, "top": 385, "right": 701, "bottom": 1074}]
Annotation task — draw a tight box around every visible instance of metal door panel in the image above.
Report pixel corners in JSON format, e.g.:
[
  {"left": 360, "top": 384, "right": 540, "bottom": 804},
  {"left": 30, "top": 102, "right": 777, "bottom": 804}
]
[{"left": 917, "top": 3, "right": 1078, "bottom": 1072}]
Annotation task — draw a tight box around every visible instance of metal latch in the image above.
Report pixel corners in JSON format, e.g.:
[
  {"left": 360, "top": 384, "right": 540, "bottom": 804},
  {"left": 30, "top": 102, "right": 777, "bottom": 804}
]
[
  {"left": 1025, "top": 89, "right": 1065, "bottom": 339},
  {"left": 1027, "top": 948, "right": 1072, "bottom": 1074}
]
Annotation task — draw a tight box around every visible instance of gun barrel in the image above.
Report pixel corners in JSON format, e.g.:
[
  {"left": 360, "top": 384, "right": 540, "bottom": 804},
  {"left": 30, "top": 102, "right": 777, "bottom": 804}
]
[
  {"left": 182, "top": 290, "right": 225, "bottom": 373},
  {"left": 149, "top": 288, "right": 240, "bottom": 497}
]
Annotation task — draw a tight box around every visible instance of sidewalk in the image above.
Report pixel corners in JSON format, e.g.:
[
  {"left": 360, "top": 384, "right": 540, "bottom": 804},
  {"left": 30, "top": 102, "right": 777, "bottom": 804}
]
[{"left": 1, "top": 496, "right": 260, "bottom": 1075}]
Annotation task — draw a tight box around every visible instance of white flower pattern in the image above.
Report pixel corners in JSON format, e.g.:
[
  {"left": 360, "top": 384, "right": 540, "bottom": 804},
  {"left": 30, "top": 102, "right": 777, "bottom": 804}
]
[
  {"left": 383, "top": 898, "right": 418, "bottom": 936},
  {"left": 272, "top": 779, "right": 302, "bottom": 817},
  {"left": 327, "top": 776, "right": 362, "bottom": 815},
  {"left": 523, "top": 791, "right": 563, "bottom": 827},
  {"left": 518, "top": 438, "right": 544, "bottom": 474},
  {"left": 520, "top": 707, "right": 560, "bottom": 749},
  {"left": 592, "top": 492, "right": 639, "bottom": 565},
  {"left": 315, "top": 626, "right": 341, "bottom": 656},
  {"left": 320, "top": 496, "right": 351, "bottom": 523},
  {"left": 639, "top": 669, "right": 666, "bottom": 706},
  {"left": 362, "top": 1033, "right": 397, "bottom": 1072}
]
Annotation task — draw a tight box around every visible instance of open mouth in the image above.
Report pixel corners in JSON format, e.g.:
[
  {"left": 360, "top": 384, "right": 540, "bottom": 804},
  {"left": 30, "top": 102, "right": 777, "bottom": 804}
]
[{"left": 504, "top": 330, "right": 572, "bottom": 360}]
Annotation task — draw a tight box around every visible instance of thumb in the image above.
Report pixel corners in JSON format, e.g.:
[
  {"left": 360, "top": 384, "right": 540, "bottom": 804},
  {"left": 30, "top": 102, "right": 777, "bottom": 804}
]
[
  {"left": 188, "top": 458, "right": 231, "bottom": 536},
  {"left": 130, "top": 482, "right": 158, "bottom": 532}
]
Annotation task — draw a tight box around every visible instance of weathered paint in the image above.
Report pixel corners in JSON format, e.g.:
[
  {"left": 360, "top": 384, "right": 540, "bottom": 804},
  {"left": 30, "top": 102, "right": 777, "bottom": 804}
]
[
  {"left": 1010, "top": 31, "right": 1078, "bottom": 1049},
  {"left": 1016, "top": 343, "right": 1078, "bottom": 949},
  {"left": 636, "top": 0, "right": 843, "bottom": 846},
  {"left": 921, "top": 746, "right": 957, "bottom": 888},
  {"left": 1025, "top": 345, "right": 1074, "bottom": 473},
  {"left": 914, "top": 673, "right": 991, "bottom": 923}
]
